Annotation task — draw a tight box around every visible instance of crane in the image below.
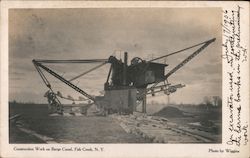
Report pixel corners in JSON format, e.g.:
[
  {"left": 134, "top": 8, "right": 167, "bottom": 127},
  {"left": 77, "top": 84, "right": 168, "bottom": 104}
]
[{"left": 33, "top": 38, "right": 216, "bottom": 115}]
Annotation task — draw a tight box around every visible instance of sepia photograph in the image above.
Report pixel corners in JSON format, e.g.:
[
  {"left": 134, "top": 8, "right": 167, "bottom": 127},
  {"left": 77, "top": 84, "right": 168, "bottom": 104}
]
[
  {"left": 1, "top": 1, "right": 249, "bottom": 158},
  {"left": 8, "top": 8, "right": 223, "bottom": 144}
]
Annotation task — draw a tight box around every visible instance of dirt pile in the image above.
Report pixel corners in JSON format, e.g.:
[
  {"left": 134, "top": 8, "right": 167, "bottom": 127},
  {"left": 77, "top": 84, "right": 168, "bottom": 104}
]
[{"left": 153, "top": 106, "right": 184, "bottom": 118}]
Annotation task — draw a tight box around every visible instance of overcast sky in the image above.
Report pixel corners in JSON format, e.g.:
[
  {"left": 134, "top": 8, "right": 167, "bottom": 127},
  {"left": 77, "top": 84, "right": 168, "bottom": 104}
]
[{"left": 9, "top": 8, "right": 222, "bottom": 104}]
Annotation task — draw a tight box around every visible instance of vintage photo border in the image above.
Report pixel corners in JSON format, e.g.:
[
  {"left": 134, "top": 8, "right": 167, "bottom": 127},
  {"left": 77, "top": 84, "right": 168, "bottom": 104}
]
[{"left": 1, "top": 1, "right": 249, "bottom": 158}]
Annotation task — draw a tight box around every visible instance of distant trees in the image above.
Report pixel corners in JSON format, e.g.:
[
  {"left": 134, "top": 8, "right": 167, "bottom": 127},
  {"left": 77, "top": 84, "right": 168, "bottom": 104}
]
[
  {"left": 212, "top": 96, "right": 222, "bottom": 107},
  {"left": 203, "top": 96, "right": 213, "bottom": 107},
  {"left": 199, "top": 96, "right": 222, "bottom": 110}
]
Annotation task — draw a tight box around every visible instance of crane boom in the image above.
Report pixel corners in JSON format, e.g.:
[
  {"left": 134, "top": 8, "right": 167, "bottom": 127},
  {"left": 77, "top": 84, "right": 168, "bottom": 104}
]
[
  {"left": 146, "top": 38, "right": 216, "bottom": 94},
  {"left": 33, "top": 60, "right": 96, "bottom": 102},
  {"left": 164, "top": 38, "right": 216, "bottom": 79}
]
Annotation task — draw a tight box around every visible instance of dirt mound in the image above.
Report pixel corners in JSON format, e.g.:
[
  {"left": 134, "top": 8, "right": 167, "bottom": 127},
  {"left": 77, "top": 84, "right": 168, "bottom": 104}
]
[{"left": 153, "top": 106, "right": 184, "bottom": 118}]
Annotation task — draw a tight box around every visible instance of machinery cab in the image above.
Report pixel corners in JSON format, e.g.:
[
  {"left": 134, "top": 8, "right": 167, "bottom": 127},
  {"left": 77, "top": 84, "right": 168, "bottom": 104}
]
[{"left": 128, "top": 61, "right": 168, "bottom": 88}]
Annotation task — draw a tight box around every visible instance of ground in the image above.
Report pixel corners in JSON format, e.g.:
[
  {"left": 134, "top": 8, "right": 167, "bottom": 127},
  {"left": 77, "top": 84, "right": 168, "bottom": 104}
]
[
  {"left": 9, "top": 103, "right": 222, "bottom": 143},
  {"left": 9, "top": 103, "right": 150, "bottom": 143}
]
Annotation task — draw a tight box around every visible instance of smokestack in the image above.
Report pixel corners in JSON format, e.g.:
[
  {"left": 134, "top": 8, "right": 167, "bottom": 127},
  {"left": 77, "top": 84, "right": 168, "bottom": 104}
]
[{"left": 123, "top": 52, "right": 128, "bottom": 86}]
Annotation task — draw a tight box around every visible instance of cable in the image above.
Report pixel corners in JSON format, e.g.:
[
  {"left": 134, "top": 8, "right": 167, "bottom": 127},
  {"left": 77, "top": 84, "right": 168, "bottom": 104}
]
[
  {"left": 35, "top": 59, "right": 108, "bottom": 64},
  {"left": 149, "top": 38, "right": 216, "bottom": 62},
  {"left": 69, "top": 62, "right": 107, "bottom": 82}
]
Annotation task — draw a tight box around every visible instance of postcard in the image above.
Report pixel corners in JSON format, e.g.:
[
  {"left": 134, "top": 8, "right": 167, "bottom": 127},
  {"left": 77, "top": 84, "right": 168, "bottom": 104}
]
[{"left": 0, "top": 1, "right": 249, "bottom": 158}]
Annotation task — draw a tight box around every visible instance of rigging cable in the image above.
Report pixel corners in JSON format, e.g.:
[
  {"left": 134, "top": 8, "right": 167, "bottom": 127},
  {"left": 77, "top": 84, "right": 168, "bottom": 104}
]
[
  {"left": 34, "top": 59, "right": 108, "bottom": 64},
  {"left": 149, "top": 38, "right": 215, "bottom": 62},
  {"left": 69, "top": 62, "right": 107, "bottom": 82}
]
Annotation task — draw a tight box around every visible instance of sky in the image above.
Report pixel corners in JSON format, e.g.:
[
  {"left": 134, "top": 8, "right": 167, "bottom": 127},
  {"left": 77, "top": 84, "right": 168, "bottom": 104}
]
[{"left": 9, "top": 8, "right": 222, "bottom": 104}]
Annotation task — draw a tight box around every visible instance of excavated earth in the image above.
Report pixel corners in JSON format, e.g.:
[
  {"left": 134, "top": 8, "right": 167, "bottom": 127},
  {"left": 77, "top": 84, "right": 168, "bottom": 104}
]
[{"left": 9, "top": 103, "right": 221, "bottom": 143}]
